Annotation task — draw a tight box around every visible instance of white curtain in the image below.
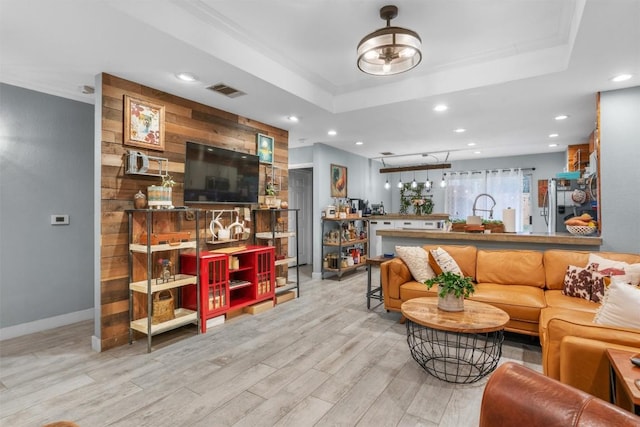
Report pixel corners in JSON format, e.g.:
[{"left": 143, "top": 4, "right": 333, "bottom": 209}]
[
  {"left": 444, "top": 172, "right": 486, "bottom": 221},
  {"left": 444, "top": 169, "right": 525, "bottom": 231}
]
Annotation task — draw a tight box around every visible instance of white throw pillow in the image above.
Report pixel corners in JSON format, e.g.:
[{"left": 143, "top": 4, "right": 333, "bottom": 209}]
[
  {"left": 395, "top": 246, "right": 436, "bottom": 282},
  {"left": 593, "top": 278, "right": 640, "bottom": 329},
  {"left": 428, "top": 247, "right": 463, "bottom": 276},
  {"left": 587, "top": 253, "right": 640, "bottom": 286}
]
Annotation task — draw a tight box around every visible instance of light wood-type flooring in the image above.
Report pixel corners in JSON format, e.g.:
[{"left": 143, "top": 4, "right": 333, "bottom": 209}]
[{"left": 0, "top": 266, "right": 542, "bottom": 426}]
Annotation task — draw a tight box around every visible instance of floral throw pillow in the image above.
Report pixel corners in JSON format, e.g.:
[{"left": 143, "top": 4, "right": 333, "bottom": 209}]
[{"left": 562, "top": 265, "right": 597, "bottom": 301}]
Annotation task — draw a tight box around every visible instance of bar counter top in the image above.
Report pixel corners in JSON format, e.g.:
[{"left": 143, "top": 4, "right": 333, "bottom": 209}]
[
  {"left": 368, "top": 213, "right": 450, "bottom": 220},
  {"left": 376, "top": 229, "right": 602, "bottom": 247}
]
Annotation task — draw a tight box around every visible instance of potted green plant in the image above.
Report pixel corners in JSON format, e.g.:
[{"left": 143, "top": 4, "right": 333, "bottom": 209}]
[
  {"left": 265, "top": 183, "right": 277, "bottom": 208},
  {"left": 424, "top": 271, "right": 475, "bottom": 312}
]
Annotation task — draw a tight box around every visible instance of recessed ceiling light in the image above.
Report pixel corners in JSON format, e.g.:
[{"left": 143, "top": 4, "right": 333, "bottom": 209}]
[
  {"left": 355, "top": 141, "right": 363, "bottom": 145},
  {"left": 549, "top": 143, "right": 558, "bottom": 148},
  {"left": 287, "top": 115, "right": 299, "bottom": 122},
  {"left": 474, "top": 151, "right": 481, "bottom": 154},
  {"left": 467, "top": 142, "right": 476, "bottom": 146},
  {"left": 175, "top": 72, "right": 198, "bottom": 82},
  {"left": 611, "top": 74, "right": 632, "bottom": 82},
  {"left": 554, "top": 115, "right": 569, "bottom": 121},
  {"left": 454, "top": 128, "right": 466, "bottom": 133},
  {"left": 548, "top": 133, "right": 559, "bottom": 138},
  {"left": 433, "top": 104, "right": 448, "bottom": 112},
  {"left": 328, "top": 130, "right": 337, "bottom": 136}
]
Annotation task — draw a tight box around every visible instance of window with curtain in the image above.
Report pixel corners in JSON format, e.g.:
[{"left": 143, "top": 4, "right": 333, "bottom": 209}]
[{"left": 444, "top": 169, "right": 526, "bottom": 231}]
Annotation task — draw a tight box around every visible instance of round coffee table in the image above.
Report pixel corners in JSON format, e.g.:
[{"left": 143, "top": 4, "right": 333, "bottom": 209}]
[{"left": 401, "top": 297, "right": 509, "bottom": 383}]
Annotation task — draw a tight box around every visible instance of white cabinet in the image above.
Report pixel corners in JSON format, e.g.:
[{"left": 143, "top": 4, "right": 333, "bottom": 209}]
[{"left": 368, "top": 219, "right": 394, "bottom": 257}]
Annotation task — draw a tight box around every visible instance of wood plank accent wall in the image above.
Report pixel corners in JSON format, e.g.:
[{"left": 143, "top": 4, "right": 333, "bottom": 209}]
[{"left": 100, "top": 73, "right": 289, "bottom": 351}]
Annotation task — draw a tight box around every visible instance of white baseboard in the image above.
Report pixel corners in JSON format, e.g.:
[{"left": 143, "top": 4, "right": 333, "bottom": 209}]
[
  {"left": 91, "top": 335, "right": 101, "bottom": 352},
  {"left": 0, "top": 308, "right": 94, "bottom": 341}
]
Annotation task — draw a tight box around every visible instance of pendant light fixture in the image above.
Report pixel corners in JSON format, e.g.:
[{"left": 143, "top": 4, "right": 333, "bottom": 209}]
[
  {"left": 440, "top": 172, "right": 447, "bottom": 188},
  {"left": 357, "top": 5, "right": 422, "bottom": 76},
  {"left": 384, "top": 178, "right": 391, "bottom": 190},
  {"left": 411, "top": 172, "right": 418, "bottom": 189},
  {"left": 424, "top": 169, "right": 432, "bottom": 191},
  {"left": 397, "top": 173, "right": 404, "bottom": 188}
]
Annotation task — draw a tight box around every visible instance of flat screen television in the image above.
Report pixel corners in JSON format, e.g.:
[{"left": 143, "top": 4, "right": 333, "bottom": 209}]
[{"left": 184, "top": 141, "right": 259, "bottom": 204}]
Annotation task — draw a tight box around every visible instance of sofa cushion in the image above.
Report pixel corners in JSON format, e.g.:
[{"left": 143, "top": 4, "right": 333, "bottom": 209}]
[
  {"left": 395, "top": 246, "right": 436, "bottom": 282},
  {"left": 427, "top": 247, "right": 462, "bottom": 276},
  {"left": 544, "top": 250, "right": 640, "bottom": 291},
  {"left": 471, "top": 283, "right": 545, "bottom": 323},
  {"left": 476, "top": 250, "right": 545, "bottom": 287},
  {"left": 399, "top": 281, "right": 439, "bottom": 302},
  {"left": 544, "top": 290, "right": 600, "bottom": 313},
  {"left": 422, "top": 245, "right": 477, "bottom": 280},
  {"left": 594, "top": 278, "right": 640, "bottom": 329}
]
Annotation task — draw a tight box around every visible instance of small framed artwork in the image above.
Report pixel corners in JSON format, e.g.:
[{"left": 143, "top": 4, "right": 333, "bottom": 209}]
[
  {"left": 256, "top": 133, "right": 274, "bottom": 164},
  {"left": 330, "top": 164, "right": 347, "bottom": 198},
  {"left": 124, "top": 95, "right": 165, "bottom": 151}
]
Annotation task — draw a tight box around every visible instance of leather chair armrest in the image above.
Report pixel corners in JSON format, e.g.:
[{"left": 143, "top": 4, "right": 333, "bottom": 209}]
[
  {"left": 480, "top": 362, "right": 640, "bottom": 427},
  {"left": 381, "top": 258, "right": 411, "bottom": 304}
]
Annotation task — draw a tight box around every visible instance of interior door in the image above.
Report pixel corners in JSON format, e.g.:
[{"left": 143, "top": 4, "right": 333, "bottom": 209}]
[{"left": 288, "top": 168, "right": 312, "bottom": 265}]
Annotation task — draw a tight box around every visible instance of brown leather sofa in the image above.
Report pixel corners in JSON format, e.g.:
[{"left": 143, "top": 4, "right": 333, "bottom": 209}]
[
  {"left": 480, "top": 362, "right": 640, "bottom": 426},
  {"left": 381, "top": 245, "right": 640, "bottom": 399}
]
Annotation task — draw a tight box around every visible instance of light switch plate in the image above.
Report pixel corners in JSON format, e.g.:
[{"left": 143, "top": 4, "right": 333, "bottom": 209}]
[{"left": 51, "top": 214, "right": 69, "bottom": 225}]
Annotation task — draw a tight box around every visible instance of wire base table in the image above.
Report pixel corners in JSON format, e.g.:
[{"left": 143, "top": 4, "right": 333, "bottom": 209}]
[{"left": 401, "top": 297, "right": 509, "bottom": 383}]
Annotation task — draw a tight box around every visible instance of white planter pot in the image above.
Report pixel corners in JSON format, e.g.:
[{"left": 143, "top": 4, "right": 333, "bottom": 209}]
[{"left": 438, "top": 293, "right": 464, "bottom": 312}]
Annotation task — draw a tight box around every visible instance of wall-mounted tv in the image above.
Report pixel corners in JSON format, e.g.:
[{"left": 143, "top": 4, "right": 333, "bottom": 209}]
[{"left": 184, "top": 141, "right": 259, "bottom": 204}]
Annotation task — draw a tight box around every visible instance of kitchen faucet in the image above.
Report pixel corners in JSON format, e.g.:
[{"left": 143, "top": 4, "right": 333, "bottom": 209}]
[{"left": 472, "top": 193, "right": 497, "bottom": 219}]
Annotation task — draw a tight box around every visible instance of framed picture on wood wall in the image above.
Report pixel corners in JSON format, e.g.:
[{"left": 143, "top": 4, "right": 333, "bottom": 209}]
[
  {"left": 330, "top": 164, "right": 347, "bottom": 198},
  {"left": 256, "top": 133, "right": 274, "bottom": 164},
  {"left": 123, "top": 95, "right": 165, "bottom": 151}
]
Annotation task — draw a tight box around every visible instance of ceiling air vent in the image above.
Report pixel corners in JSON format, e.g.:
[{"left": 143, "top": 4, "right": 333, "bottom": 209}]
[
  {"left": 207, "top": 83, "right": 246, "bottom": 98},
  {"left": 380, "top": 152, "right": 394, "bottom": 156}
]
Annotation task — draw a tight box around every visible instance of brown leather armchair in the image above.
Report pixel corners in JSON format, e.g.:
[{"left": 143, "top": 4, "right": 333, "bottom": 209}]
[{"left": 480, "top": 362, "right": 640, "bottom": 426}]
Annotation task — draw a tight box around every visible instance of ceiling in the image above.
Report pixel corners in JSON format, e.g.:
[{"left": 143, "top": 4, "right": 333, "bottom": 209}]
[{"left": 1, "top": 0, "right": 638, "bottom": 166}]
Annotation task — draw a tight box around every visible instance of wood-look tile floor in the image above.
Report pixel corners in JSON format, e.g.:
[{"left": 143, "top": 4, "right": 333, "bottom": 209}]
[{"left": 0, "top": 267, "right": 542, "bottom": 426}]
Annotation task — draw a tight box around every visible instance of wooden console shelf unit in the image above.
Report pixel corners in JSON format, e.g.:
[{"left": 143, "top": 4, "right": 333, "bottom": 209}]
[
  {"left": 321, "top": 217, "right": 369, "bottom": 280},
  {"left": 126, "top": 209, "right": 201, "bottom": 353}
]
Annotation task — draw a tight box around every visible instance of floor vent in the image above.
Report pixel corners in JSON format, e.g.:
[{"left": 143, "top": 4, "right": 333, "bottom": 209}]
[{"left": 207, "top": 83, "right": 246, "bottom": 98}]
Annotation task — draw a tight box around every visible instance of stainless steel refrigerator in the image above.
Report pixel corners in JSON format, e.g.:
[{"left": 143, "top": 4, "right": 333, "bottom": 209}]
[{"left": 544, "top": 177, "right": 598, "bottom": 233}]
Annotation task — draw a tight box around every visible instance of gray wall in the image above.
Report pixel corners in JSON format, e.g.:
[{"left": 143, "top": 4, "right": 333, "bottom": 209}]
[
  {"left": 0, "top": 83, "right": 94, "bottom": 335},
  {"left": 599, "top": 86, "right": 640, "bottom": 253}
]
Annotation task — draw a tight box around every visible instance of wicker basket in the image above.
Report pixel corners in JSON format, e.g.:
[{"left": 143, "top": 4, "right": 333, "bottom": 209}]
[
  {"left": 152, "top": 290, "right": 175, "bottom": 324},
  {"left": 566, "top": 225, "right": 597, "bottom": 236}
]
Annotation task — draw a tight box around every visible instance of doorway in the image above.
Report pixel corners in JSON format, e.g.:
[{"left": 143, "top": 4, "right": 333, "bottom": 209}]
[{"left": 288, "top": 168, "right": 312, "bottom": 266}]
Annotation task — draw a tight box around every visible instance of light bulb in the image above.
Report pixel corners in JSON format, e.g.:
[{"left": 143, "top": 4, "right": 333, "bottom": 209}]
[
  {"left": 411, "top": 178, "right": 417, "bottom": 189},
  {"left": 384, "top": 179, "right": 391, "bottom": 190},
  {"left": 397, "top": 179, "right": 403, "bottom": 189},
  {"left": 383, "top": 62, "right": 391, "bottom": 73},
  {"left": 440, "top": 177, "right": 446, "bottom": 188},
  {"left": 425, "top": 180, "right": 432, "bottom": 190}
]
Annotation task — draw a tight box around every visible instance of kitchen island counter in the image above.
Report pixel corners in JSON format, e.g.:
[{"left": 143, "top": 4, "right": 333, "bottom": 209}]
[{"left": 376, "top": 229, "right": 602, "bottom": 251}]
